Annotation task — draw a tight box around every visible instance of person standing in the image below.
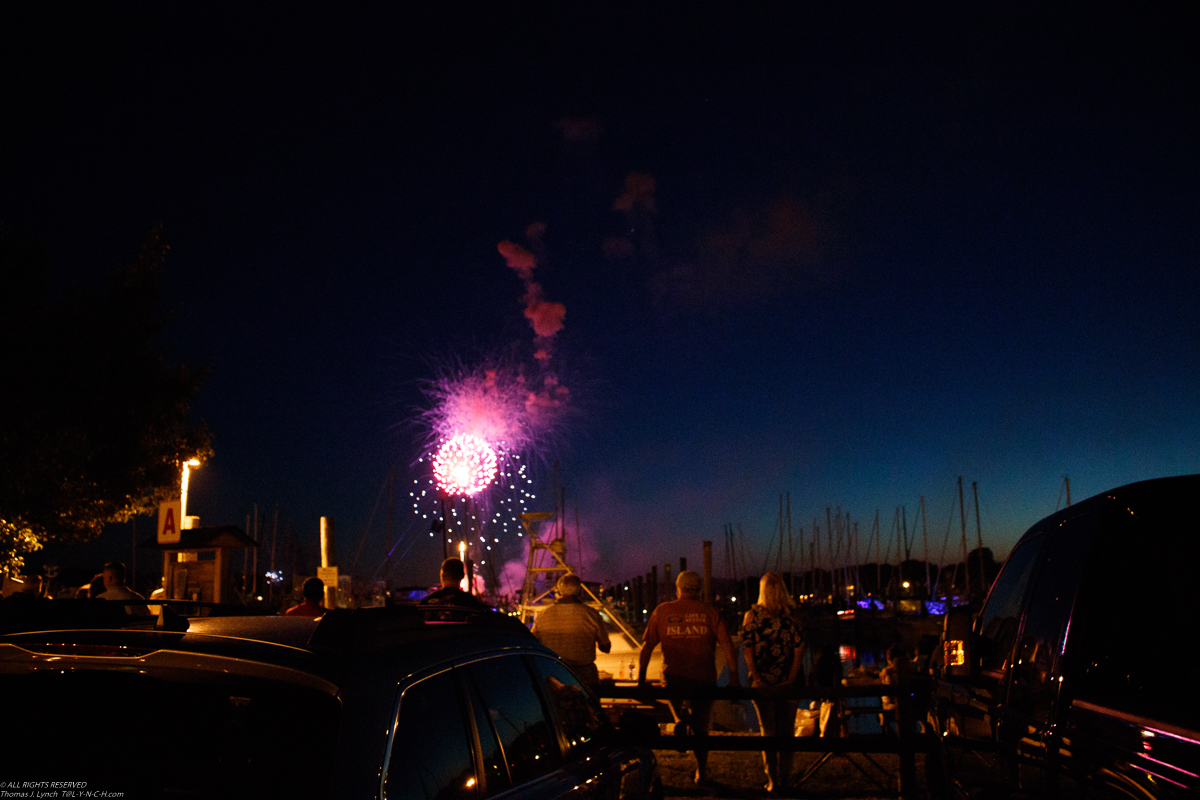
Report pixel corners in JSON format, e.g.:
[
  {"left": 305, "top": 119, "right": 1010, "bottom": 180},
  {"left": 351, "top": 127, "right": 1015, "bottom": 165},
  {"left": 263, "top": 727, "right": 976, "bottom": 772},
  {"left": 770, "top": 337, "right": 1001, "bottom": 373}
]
[
  {"left": 531, "top": 574, "right": 611, "bottom": 694},
  {"left": 638, "top": 570, "right": 740, "bottom": 785},
  {"left": 742, "top": 572, "right": 804, "bottom": 793},
  {"left": 878, "top": 643, "right": 913, "bottom": 735}
]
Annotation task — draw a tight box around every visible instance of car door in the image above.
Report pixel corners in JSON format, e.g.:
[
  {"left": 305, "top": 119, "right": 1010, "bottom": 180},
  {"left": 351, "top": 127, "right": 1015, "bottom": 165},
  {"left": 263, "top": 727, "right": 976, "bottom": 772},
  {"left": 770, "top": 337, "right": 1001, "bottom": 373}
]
[
  {"left": 526, "top": 654, "right": 654, "bottom": 800},
  {"left": 1065, "top": 491, "right": 1200, "bottom": 798},
  {"left": 384, "top": 653, "right": 568, "bottom": 800},
  {"left": 461, "top": 653, "right": 573, "bottom": 800}
]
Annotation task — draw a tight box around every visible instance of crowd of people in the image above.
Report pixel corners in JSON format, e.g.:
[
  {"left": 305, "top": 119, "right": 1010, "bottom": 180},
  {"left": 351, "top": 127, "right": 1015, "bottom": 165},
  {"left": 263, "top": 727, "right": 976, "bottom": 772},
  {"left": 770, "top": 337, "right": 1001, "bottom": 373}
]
[
  {"left": 530, "top": 567, "right": 919, "bottom": 794},
  {"left": 4, "top": 554, "right": 918, "bottom": 793}
]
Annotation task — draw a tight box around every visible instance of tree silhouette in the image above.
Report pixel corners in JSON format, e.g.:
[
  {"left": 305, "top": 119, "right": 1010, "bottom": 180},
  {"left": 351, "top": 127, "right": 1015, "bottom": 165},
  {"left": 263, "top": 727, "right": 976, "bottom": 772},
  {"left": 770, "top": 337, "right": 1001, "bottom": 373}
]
[{"left": 0, "top": 224, "right": 211, "bottom": 573}]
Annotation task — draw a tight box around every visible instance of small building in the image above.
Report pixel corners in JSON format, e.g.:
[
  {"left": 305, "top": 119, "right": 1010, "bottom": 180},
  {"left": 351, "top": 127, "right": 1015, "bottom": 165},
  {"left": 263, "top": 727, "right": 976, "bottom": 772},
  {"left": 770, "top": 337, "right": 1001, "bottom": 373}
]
[{"left": 140, "top": 525, "right": 257, "bottom": 604}]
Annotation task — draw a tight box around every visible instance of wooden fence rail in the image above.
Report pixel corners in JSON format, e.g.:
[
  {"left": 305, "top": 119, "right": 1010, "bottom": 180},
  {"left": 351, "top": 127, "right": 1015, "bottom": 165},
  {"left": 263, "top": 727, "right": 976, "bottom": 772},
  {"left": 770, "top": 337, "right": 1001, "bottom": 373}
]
[{"left": 602, "top": 679, "right": 944, "bottom": 798}]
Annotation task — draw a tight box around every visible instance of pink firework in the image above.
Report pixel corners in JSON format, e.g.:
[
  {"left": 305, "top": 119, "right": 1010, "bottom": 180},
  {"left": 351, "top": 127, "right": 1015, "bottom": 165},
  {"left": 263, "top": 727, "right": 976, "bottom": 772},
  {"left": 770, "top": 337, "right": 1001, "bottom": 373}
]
[{"left": 433, "top": 434, "right": 499, "bottom": 496}]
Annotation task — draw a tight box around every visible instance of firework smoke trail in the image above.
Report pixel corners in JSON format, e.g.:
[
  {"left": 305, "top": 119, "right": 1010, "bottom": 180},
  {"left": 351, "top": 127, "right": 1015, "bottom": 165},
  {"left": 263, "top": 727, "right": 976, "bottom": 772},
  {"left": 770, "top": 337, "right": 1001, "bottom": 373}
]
[{"left": 410, "top": 225, "right": 575, "bottom": 589}]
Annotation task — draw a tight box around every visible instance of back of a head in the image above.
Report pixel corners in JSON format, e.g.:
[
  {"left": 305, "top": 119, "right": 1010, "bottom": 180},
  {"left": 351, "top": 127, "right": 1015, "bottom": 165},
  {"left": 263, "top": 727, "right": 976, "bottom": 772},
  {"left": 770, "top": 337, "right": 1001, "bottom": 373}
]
[
  {"left": 440, "top": 557, "right": 466, "bottom": 585},
  {"left": 303, "top": 577, "right": 324, "bottom": 604},
  {"left": 675, "top": 570, "right": 702, "bottom": 598},
  {"left": 103, "top": 561, "right": 127, "bottom": 587},
  {"left": 555, "top": 574, "right": 582, "bottom": 598},
  {"left": 756, "top": 571, "right": 794, "bottom": 615}
]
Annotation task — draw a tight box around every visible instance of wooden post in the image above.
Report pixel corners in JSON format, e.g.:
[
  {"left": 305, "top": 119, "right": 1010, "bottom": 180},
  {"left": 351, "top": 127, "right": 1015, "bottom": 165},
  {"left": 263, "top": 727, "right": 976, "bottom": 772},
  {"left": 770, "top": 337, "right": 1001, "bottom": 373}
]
[
  {"left": 896, "top": 682, "right": 917, "bottom": 798},
  {"left": 320, "top": 516, "right": 336, "bottom": 609}
]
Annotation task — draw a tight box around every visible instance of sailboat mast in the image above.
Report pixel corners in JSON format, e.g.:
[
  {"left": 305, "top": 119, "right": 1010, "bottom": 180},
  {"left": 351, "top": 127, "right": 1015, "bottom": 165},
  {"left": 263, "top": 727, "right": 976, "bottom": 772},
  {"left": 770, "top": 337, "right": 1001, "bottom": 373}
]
[
  {"left": 958, "top": 476, "right": 969, "bottom": 599},
  {"left": 826, "top": 507, "right": 834, "bottom": 600},
  {"left": 921, "top": 495, "right": 930, "bottom": 600},
  {"left": 777, "top": 494, "right": 784, "bottom": 573},
  {"left": 786, "top": 492, "right": 794, "bottom": 597},
  {"left": 874, "top": 509, "right": 882, "bottom": 601}
]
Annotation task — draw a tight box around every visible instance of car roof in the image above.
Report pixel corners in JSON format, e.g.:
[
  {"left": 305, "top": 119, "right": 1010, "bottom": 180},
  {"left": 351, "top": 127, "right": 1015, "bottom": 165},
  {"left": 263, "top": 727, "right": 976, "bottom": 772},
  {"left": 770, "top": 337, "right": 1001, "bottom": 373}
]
[
  {"left": 1015, "top": 473, "right": 1199, "bottom": 549},
  {"left": 0, "top": 603, "right": 542, "bottom": 679}
]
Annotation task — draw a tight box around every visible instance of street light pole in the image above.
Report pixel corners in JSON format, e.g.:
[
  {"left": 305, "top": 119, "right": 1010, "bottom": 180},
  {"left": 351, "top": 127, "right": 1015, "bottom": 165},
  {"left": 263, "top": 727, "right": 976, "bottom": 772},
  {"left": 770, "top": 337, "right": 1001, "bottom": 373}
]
[{"left": 181, "top": 458, "right": 201, "bottom": 523}]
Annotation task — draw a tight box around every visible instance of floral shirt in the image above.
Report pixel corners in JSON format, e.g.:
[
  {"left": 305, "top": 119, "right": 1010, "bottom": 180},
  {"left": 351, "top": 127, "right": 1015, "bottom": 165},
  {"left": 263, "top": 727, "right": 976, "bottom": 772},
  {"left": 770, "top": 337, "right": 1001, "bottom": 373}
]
[{"left": 741, "top": 605, "right": 802, "bottom": 686}]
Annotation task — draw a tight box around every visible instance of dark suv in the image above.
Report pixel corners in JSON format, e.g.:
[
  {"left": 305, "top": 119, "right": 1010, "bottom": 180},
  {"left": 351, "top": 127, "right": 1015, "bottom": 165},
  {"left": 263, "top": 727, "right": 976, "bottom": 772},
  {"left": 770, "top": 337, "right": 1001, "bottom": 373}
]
[
  {"left": 0, "top": 603, "right": 662, "bottom": 800},
  {"left": 935, "top": 474, "right": 1199, "bottom": 798}
]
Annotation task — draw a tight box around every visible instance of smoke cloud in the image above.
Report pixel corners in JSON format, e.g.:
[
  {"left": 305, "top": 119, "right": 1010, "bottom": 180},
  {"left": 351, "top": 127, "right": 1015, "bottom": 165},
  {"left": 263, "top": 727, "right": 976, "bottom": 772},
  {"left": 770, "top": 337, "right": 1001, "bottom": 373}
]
[
  {"left": 497, "top": 238, "right": 566, "bottom": 339},
  {"left": 647, "top": 196, "right": 832, "bottom": 310},
  {"left": 497, "top": 226, "right": 571, "bottom": 423},
  {"left": 613, "top": 172, "right": 656, "bottom": 214}
]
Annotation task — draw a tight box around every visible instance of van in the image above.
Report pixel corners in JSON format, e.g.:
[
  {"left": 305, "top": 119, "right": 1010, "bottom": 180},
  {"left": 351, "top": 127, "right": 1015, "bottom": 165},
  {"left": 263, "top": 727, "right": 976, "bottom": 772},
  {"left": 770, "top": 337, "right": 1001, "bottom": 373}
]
[{"left": 934, "top": 475, "right": 1199, "bottom": 798}]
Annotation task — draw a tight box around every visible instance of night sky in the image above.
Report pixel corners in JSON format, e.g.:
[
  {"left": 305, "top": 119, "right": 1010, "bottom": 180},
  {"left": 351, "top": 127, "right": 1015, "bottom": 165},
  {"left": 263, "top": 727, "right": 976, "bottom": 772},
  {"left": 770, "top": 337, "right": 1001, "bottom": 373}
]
[{"left": 4, "top": 6, "right": 1196, "bottom": 591}]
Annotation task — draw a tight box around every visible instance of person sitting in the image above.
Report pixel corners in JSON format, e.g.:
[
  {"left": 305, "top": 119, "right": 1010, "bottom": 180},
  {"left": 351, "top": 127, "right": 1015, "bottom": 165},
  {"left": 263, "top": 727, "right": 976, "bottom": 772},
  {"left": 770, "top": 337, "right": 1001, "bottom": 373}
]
[
  {"left": 285, "top": 577, "right": 329, "bottom": 617},
  {"left": 419, "top": 558, "right": 490, "bottom": 611}
]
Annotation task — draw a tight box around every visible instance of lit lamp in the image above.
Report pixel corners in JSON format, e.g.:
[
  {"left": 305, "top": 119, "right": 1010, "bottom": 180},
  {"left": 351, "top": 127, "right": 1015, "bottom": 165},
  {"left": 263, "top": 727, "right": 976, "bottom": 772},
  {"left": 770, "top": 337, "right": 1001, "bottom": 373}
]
[
  {"left": 181, "top": 458, "right": 201, "bottom": 529},
  {"left": 458, "top": 540, "right": 468, "bottom": 591}
]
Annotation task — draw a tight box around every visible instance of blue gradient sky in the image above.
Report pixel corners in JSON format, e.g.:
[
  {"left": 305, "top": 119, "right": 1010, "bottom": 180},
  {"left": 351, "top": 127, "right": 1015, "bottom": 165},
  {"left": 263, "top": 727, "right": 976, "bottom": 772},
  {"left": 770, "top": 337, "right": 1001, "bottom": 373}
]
[{"left": 4, "top": 6, "right": 1196, "bottom": 589}]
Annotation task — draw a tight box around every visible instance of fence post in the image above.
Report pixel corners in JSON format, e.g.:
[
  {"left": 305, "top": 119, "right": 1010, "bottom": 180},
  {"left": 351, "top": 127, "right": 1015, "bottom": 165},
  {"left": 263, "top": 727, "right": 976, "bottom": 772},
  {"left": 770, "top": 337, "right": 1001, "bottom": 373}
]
[{"left": 896, "top": 682, "right": 916, "bottom": 799}]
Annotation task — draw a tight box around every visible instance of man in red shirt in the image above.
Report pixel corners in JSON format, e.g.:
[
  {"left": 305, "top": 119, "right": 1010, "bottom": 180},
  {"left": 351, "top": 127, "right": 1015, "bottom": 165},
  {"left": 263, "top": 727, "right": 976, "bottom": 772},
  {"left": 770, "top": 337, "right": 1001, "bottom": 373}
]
[
  {"left": 638, "top": 570, "right": 740, "bottom": 784},
  {"left": 285, "top": 577, "right": 328, "bottom": 617}
]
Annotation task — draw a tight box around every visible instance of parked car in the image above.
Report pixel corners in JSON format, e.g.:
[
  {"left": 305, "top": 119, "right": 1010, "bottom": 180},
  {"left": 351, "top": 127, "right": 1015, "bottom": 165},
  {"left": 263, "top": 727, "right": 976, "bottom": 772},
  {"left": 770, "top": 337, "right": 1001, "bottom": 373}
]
[
  {"left": 0, "top": 601, "right": 662, "bottom": 800},
  {"left": 934, "top": 474, "right": 1200, "bottom": 798}
]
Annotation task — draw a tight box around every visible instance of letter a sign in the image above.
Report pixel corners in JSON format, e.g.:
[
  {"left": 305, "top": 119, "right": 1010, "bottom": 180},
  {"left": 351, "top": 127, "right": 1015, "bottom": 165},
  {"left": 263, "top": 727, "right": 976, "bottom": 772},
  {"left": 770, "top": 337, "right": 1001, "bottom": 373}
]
[{"left": 158, "top": 499, "right": 183, "bottom": 545}]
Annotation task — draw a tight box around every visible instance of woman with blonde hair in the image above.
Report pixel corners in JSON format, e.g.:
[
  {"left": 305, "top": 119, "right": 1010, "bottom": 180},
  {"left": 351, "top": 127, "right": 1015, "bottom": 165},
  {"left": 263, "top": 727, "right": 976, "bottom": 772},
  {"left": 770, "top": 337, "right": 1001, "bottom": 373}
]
[{"left": 742, "top": 571, "right": 804, "bottom": 793}]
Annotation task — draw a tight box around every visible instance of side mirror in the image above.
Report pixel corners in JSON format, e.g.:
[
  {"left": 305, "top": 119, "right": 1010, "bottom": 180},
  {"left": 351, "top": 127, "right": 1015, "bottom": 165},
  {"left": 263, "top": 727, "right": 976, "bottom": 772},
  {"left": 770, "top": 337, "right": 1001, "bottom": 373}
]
[{"left": 941, "top": 605, "right": 974, "bottom": 679}]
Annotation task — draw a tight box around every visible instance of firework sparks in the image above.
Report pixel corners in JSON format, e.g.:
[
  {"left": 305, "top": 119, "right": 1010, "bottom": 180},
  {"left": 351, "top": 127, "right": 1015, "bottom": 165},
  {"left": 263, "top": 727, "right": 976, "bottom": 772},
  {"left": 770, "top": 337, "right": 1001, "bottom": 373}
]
[
  {"left": 407, "top": 224, "right": 582, "bottom": 586},
  {"left": 433, "top": 434, "right": 499, "bottom": 496}
]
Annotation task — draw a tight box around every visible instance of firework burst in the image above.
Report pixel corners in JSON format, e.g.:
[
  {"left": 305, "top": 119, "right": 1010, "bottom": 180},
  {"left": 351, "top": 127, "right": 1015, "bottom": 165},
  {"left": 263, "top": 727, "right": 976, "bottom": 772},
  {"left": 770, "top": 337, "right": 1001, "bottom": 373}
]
[{"left": 432, "top": 434, "right": 498, "bottom": 496}]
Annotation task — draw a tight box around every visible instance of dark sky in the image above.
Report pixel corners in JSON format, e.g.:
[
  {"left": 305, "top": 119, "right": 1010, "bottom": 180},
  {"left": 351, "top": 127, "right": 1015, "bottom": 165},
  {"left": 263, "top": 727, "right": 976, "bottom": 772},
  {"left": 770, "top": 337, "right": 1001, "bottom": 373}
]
[{"left": 3, "top": 5, "right": 1197, "bottom": 591}]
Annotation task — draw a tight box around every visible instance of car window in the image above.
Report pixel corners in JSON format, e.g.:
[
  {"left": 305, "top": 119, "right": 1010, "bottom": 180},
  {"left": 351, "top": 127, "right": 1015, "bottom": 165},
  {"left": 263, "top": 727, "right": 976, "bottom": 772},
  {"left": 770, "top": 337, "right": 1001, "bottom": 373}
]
[
  {"left": 1007, "top": 514, "right": 1093, "bottom": 724},
  {"left": 463, "top": 667, "right": 512, "bottom": 796},
  {"left": 386, "top": 670, "right": 478, "bottom": 800},
  {"left": 975, "top": 533, "right": 1042, "bottom": 673},
  {"left": 528, "top": 655, "right": 608, "bottom": 756},
  {"left": 465, "top": 655, "right": 562, "bottom": 786}
]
